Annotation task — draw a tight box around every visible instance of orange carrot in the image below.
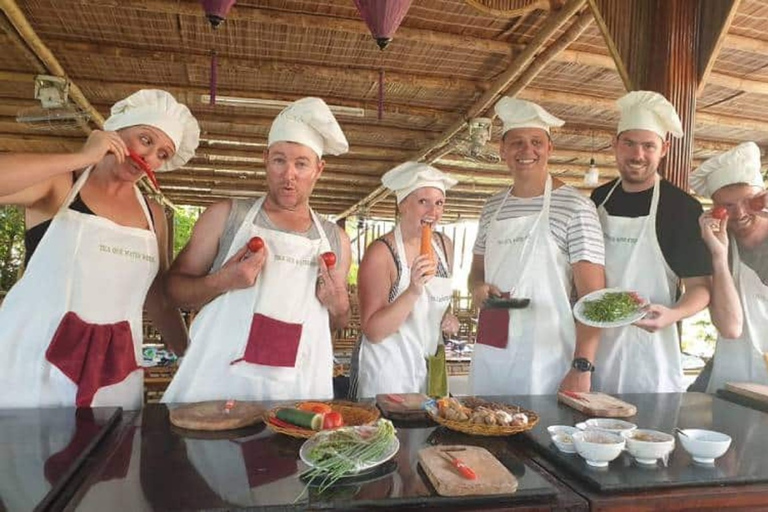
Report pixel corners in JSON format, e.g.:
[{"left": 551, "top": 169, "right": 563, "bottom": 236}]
[{"left": 421, "top": 223, "right": 435, "bottom": 274}]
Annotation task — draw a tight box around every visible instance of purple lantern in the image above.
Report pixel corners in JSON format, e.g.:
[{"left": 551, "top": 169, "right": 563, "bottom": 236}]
[
  {"left": 353, "top": 0, "right": 413, "bottom": 50},
  {"left": 201, "top": 0, "right": 237, "bottom": 29}
]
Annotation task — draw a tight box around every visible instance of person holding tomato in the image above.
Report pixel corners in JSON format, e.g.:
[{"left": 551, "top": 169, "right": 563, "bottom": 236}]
[
  {"left": 162, "top": 97, "right": 352, "bottom": 403},
  {"left": 590, "top": 91, "right": 712, "bottom": 394},
  {"left": 350, "top": 162, "right": 459, "bottom": 398},
  {"left": 690, "top": 141, "right": 768, "bottom": 392},
  {"left": 0, "top": 89, "right": 199, "bottom": 409}
]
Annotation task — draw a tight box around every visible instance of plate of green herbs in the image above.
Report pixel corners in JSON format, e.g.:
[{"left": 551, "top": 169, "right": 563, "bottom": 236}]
[
  {"left": 573, "top": 288, "right": 649, "bottom": 328},
  {"left": 299, "top": 420, "right": 399, "bottom": 492}
]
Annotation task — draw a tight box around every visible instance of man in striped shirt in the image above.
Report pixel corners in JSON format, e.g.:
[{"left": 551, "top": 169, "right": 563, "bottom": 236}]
[{"left": 468, "top": 97, "right": 605, "bottom": 396}]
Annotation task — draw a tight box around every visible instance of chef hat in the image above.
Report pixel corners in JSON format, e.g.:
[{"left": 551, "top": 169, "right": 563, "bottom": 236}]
[
  {"left": 616, "top": 91, "right": 683, "bottom": 140},
  {"left": 690, "top": 142, "right": 764, "bottom": 198},
  {"left": 267, "top": 97, "right": 349, "bottom": 158},
  {"left": 103, "top": 89, "right": 200, "bottom": 172},
  {"left": 494, "top": 97, "right": 564, "bottom": 135},
  {"left": 381, "top": 162, "right": 458, "bottom": 203}
]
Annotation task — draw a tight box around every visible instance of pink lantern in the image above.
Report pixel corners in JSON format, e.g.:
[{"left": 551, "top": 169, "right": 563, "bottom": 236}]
[
  {"left": 353, "top": 0, "right": 413, "bottom": 50},
  {"left": 201, "top": 0, "right": 237, "bottom": 29}
]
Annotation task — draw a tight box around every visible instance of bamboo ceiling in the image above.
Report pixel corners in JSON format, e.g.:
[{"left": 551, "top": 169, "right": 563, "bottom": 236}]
[{"left": 1, "top": 0, "right": 767, "bottom": 222}]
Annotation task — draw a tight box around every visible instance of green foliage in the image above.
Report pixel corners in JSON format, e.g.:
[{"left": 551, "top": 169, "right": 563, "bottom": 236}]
[
  {"left": 172, "top": 206, "right": 202, "bottom": 257},
  {"left": 0, "top": 206, "right": 25, "bottom": 291}
]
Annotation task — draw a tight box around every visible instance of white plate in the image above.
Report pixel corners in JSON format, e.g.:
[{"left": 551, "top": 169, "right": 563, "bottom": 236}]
[
  {"left": 573, "top": 288, "right": 649, "bottom": 329},
  {"left": 299, "top": 426, "right": 400, "bottom": 474}
]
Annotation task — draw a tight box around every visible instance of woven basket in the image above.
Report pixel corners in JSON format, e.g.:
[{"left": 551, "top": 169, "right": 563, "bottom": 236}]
[
  {"left": 266, "top": 400, "right": 380, "bottom": 438},
  {"left": 428, "top": 399, "right": 539, "bottom": 437}
]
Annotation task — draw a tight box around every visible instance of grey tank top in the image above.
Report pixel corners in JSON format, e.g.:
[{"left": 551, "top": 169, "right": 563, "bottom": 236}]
[{"left": 210, "top": 198, "right": 343, "bottom": 273}]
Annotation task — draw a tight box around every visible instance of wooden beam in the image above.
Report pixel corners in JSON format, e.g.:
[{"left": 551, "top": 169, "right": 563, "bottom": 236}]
[
  {"left": 723, "top": 33, "right": 768, "bottom": 55},
  {"left": 585, "top": 0, "right": 637, "bottom": 90},
  {"left": 335, "top": 0, "right": 588, "bottom": 219},
  {"left": 0, "top": 13, "right": 46, "bottom": 73},
  {"left": 697, "top": 0, "right": 742, "bottom": 95}
]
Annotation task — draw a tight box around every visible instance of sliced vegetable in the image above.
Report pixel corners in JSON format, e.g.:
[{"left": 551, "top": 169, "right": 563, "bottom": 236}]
[
  {"left": 275, "top": 408, "right": 323, "bottom": 430},
  {"left": 297, "top": 402, "right": 333, "bottom": 415},
  {"left": 322, "top": 411, "right": 344, "bottom": 430},
  {"left": 712, "top": 206, "right": 728, "bottom": 220}
]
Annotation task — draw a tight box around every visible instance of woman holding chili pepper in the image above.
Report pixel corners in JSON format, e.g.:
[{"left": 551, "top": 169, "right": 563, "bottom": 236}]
[
  {"left": 0, "top": 89, "right": 199, "bottom": 409},
  {"left": 350, "top": 162, "right": 460, "bottom": 398}
]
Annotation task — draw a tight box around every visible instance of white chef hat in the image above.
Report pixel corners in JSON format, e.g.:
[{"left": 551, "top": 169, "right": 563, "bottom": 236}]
[
  {"left": 690, "top": 142, "right": 764, "bottom": 198},
  {"left": 494, "top": 97, "right": 565, "bottom": 135},
  {"left": 267, "top": 97, "right": 349, "bottom": 158},
  {"left": 616, "top": 91, "right": 683, "bottom": 140},
  {"left": 103, "top": 89, "right": 200, "bottom": 172},
  {"left": 381, "top": 162, "right": 458, "bottom": 203}
]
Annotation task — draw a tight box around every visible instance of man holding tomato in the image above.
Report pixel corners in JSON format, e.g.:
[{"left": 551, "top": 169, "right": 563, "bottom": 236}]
[
  {"left": 691, "top": 141, "right": 768, "bottom": 392},
  {"left": 590, "top": 91, "right": 712, "bottom": 394},
  {"left": 162, "top": 97, "right": 353, "bottom": 402}
]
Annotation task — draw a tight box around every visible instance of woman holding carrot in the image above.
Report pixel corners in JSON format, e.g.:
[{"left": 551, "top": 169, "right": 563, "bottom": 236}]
[
  {"left": 351, "top": 162, "right": 459, "bottom": 398},
  {"left": 0, "top": 89, "right": 199, "bottom": 409}
]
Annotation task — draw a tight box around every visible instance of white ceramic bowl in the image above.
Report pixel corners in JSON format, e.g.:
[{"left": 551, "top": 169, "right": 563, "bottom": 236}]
[
  {"left": 573, "top": 430, "right": 626, "bottom": 467},
  {"left": 622, "top": 429, "right": 675, "bottom": 465},
  {"left": 547, "top": 425, "right": 580, "bottom": 437},
  {"left": 552, "top": 432, "right": 578, "bottom": 453},
  {"left": 677, "top": 429, "right": 732, "bottom": 464},
  {"left": 583, "top": 418, "right": 637, "bottom": 436}
]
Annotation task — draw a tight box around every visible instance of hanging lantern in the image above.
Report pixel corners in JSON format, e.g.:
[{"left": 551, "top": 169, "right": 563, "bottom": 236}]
[
  {"left": 353, "top": 0, "right": 413, "bottom": 50},
  {"left": 201, "top": 0, "right": 237, "bottom": 29}
]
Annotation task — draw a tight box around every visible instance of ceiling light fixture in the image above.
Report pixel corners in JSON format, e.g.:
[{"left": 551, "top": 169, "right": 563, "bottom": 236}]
[{"left": 200, "top": 95, "right": 366, "bottom": 117}]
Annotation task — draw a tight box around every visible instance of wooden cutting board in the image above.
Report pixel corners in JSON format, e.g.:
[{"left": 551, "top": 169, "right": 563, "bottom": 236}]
[
  {"left": 169, "top": 401, "right": 266, "bottom": 431},
  {"left": 725, "top": 382, "right": 768, "bottom": 404},
  {"left": 557, "top": 391, "right": 637, "bottom": 418},
  {"left": 376, "top": 393, "right": 430, "bottom": 420},
  {"left": 418, "top": 445, "right": 518, "bottom": 497}
]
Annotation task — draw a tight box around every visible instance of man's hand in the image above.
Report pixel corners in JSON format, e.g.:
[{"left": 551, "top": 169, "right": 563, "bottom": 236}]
[
  {"left": 316, "top": 255, "right": 349, "bottom": 318},
  {"left": 470, "top": 282, "right": 502, "bottom": 310},
  {"left": 633, "top": 303, "right": 677, "bottom": 332},
  {"left": 217, "top": 244, "right": 268, "bottom": 291},
  {"left": 699, "top": 210, "right": 729, "bottom": 261},
  {"left": 559, "top": 368, "right": 591, "bottom": 393}
]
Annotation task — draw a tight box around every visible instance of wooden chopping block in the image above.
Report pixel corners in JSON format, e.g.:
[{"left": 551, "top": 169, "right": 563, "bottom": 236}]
[
  {"left": 725, "top": 382, "right": 768, "bottom": 405},
  {"left": 418, "top": 445, "right": 518, "bottom": 497},
  {"left": 557, "top": 391, "right": 637, "bottom": 418},
  {"left": 376, "top": 393, "right": 430, "bottom": 420},
  {"left": 169, "top": 401, "right": 265, "bottom": 431}
]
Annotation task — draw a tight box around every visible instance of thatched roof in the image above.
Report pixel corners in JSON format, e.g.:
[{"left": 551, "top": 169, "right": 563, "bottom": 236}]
[{"left": 1, "top": 0, "right": 766, "bottom": 221}]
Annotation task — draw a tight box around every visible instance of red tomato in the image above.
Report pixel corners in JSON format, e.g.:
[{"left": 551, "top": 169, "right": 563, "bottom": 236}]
[
  {"left": 711, "top": 206, "right": 728, "bottom": 220},
  {"left": 247, "top": 236, "right": 264, "bottom": 252},
  {"left": 748, "top": 194, "right": 765, "bottom": 212},
  {"left": 321, "top": 251, "right": 337, "bottom": 269},
  {"left": 322, "top": 411, "right": 344, "bottom": 429}
]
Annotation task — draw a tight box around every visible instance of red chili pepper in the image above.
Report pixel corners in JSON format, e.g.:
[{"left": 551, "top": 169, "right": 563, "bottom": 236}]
[
  {"left": 268, "top": 417, "right": 299, "bottom": 430},
  {"left": 443, "top": 452, "right": 477, "bottom": 480},
  {"left": 127, "top": 149, "right": 160, "bottom": 191},
  {"left": 386, "top": 394, "right": 406, "bottom": 404},
  {"left": 561, "top": 390, "right": 586, "bottom": 401}
]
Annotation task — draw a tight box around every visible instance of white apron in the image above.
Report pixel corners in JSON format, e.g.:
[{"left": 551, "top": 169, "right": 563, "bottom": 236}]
[
  {"left": 163, "top": 197, "right": 334, "bottom": 402},
  {"left": 0, "top": 169, "right": 157, "bottom": 409},
  {"left": 594, "top": 178, "right": 684, "bottom": 393},
  {"left": 706, "top": 240, "right": 768, "bottom": 392},
  {"left": 469, "top": 176, "right": 576, "bottom": 395},
  {"left": 356, "top": 225, "right": 453, "bottom": 398}
]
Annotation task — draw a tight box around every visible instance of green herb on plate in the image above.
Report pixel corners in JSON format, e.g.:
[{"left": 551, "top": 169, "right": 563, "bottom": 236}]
[{"left": 582, "top": 291, "right": 644, "bottom": 323}]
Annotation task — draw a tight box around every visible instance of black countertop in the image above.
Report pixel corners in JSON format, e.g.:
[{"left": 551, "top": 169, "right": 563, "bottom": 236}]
[
  {"left": 65, "top": 404, "right": 580, "bottom": 511},
  {"left": 513, "top": 393, "right": 768, "bottom": 493},
  {"left": 0, "top": 407, "right": 121, "bottom": 512}
]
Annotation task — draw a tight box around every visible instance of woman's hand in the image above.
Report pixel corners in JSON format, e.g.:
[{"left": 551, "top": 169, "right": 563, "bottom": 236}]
[
  {"left": 407, "top": 254, "right": 436, "bottom": 296},
  {"left": 441, "top": 313, "right": 460, "bottom": 337},
  {"left": 79, "top": 130, "right": 129, "bottom": 166}
]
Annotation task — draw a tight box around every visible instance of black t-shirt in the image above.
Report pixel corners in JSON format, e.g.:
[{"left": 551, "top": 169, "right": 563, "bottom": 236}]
[{"left": 590, "top": 178, "right": 712, "bottom": 278}]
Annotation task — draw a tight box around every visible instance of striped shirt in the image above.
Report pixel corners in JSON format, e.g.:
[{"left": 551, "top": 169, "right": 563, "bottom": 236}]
[{"left": 473, "top": 185, "right": 605, "bottom": 265}]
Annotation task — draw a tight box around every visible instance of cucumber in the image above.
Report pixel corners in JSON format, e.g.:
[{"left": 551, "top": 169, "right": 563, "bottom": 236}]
[{"left": 275, "top": 408, "right": 323, "bottom": 430}]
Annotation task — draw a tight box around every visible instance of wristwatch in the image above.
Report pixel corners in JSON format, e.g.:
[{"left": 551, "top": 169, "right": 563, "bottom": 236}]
[{"left": 572, "top": 357, "right": 595, "bottom": 372}]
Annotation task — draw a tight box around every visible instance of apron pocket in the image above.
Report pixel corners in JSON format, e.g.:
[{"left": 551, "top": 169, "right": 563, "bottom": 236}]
[
  {"left": 237, "top": 313, "right": 303, "bottom": 368},
  {"left": 476, "top": 308, "right": 510, "bottom": 349},
  {"left": 45, "top": 311, "right": 138, "bottom": 407},
  {"left": 426, "top": 344, "right": 448, "bottom": 397}
]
